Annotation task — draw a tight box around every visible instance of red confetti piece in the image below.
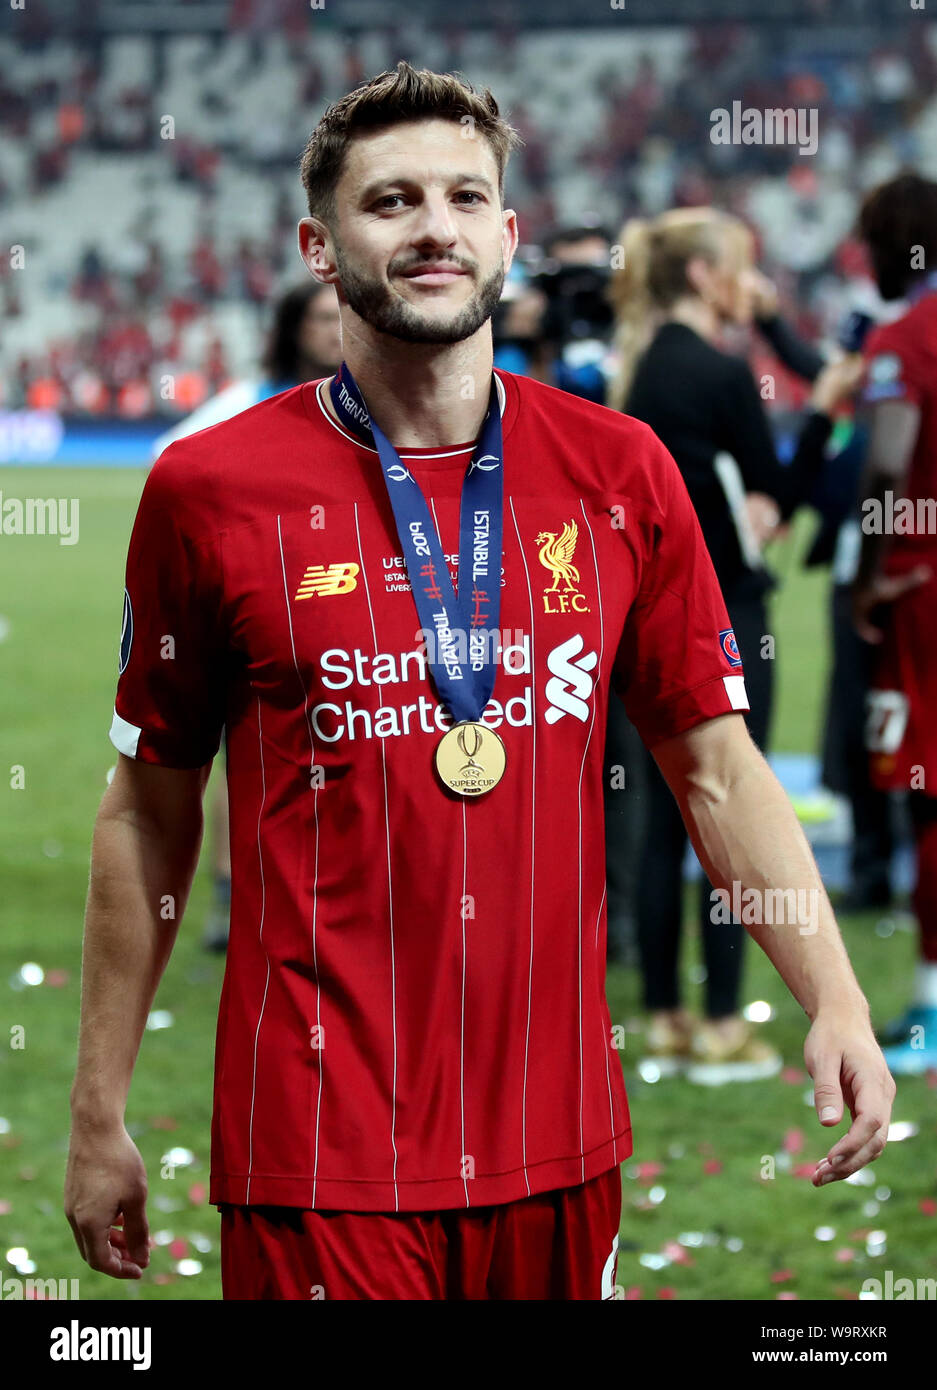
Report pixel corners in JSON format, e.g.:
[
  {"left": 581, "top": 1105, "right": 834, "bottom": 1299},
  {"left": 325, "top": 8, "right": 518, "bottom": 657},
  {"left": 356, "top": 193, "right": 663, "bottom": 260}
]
[
  {"left": 781, "top": 1067, "right": 804, "bottom": 1084},
  {"left": 150, "top": 1116, "right": 178, "bottom": 1131},
  {"left": 624, "top": 1287, "right": 642, "bottom": 1300},
  {"left": 776, "top": 1292, "right": 799, "bottom": 1300},
  {"left": 835, "top": 1248, "right": 855, "bottom": 1263},
  {"left": 153, "top": 1273, "right": 175, "bottom": 1286},
  {"left": 657, "top": 1287, "right": 677, "bottom": 1299},
  {"left": 919, "top": 1198, "right": 936, "bottom": 1216},
  {"left": 770, "top": 1269, "right": 794, "bottom": 1284},
  {"left": 926, "top": 1069, "right": 937, "bottom": 1090},
  {"left": 703, "top": 1159, "right": 722, "bottom": 1175},
  {"left": 793, "top": 1163, "right": 818, "bottom": 1179},
  {"left": 783, "top": 1128, "right": 805, "bottom": 1155},
  {"left": 188, "top": 1183, "right": 207, "bottom": 1205},
  {"left": 0, "top": 1200, "right": 11, "bottom": 1215},
  {"left": 44, "top": 969, "right": 69, "bottom": 988},
  {"left": 662, "top": 1241, "right": 694, "bottom": 1266},
  {"left": 168, "top": 1238, "right": 189, "bottom": 1259},
  {"left": 636, "top": 1161, "right": 663, "bottom": 1183}
]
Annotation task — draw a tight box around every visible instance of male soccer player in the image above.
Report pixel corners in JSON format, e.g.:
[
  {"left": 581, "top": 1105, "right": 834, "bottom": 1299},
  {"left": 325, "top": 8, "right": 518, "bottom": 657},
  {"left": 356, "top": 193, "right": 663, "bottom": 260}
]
[
  {"left": 66, "top": 61, "right": 893, "bottom": 1300},
  {"left": 853, "top": 172, "right": 937, "bottom": 1074}
]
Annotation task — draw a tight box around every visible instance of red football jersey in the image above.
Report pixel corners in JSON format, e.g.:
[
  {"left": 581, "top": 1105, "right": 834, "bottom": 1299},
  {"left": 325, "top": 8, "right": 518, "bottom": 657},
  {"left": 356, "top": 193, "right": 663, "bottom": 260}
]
[
  {"left": 110, "top": 369, "right": 749, "bottom": 1212},
  {"left": 863, "top": 289, "right": 937, "bottom": 565},
  {"left": 862, "top": 289, "right": 937, "bottom": 789}
]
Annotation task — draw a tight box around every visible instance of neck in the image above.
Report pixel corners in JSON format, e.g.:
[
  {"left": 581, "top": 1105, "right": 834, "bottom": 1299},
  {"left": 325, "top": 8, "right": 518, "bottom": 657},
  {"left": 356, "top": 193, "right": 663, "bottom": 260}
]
[
  {"left": 665, "top": 296, "right": 720, "bottom": 343},
  {"left": 325, "top": 319, "right": 495, "bottom": 448}
]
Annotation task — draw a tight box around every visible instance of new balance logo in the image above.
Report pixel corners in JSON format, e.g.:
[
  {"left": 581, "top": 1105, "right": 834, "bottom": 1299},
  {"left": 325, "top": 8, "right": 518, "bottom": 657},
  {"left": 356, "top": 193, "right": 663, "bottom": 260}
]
[
  {"left": 295, "top": 563, "right": 360, "bottom": 599},
  {"left": 544, "top": 634, "right": 598, "bottom": 724}
]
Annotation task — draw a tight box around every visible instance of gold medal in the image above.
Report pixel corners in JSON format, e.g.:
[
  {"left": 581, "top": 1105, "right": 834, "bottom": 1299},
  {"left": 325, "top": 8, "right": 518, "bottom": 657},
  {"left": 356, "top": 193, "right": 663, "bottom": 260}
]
[{"left": 434, "top": 721, "right": 506, "bottom": 797}]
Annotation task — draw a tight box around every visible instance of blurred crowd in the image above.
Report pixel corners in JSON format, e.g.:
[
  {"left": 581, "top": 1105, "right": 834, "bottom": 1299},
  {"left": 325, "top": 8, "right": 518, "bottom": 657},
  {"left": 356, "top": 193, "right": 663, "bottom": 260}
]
[{"left": 2, "top": 17, "right": 934, "bottom": 417}]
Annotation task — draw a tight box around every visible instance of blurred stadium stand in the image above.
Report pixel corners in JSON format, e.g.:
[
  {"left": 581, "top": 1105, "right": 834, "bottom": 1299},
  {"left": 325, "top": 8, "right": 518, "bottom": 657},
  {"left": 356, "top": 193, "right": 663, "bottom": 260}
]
[{"left": 1, "top": 1, "right": 935, "bottom": 425}]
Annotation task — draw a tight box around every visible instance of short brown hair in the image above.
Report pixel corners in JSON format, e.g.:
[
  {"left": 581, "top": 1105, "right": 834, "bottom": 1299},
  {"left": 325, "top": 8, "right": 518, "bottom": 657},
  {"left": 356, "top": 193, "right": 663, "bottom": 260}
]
[{"left": 300, "top": 59, "right": 522, "bottom": 226}]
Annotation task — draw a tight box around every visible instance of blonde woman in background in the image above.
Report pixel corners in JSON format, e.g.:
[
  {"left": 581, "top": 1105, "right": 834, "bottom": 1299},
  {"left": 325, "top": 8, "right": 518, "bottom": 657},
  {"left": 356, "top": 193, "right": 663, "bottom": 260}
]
[{"left": 607, "top": 208, "right": 864, "bottom": 1082}]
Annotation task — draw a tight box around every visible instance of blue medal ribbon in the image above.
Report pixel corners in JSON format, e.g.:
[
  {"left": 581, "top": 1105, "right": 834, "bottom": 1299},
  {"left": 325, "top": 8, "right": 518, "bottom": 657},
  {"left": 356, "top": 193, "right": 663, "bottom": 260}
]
[{"left": 329, "top": 362, "right": 503, "bottom": 724}]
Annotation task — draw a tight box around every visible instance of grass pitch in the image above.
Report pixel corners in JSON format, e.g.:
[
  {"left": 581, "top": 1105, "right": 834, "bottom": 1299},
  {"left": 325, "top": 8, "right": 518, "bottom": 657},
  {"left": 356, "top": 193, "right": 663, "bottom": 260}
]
[{"left": 0, "top": 468, "right": 933, "bottom": 1301}]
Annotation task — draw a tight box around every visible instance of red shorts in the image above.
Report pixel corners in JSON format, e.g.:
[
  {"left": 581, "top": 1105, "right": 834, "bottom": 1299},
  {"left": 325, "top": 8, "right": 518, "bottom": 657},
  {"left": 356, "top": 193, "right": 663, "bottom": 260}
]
[
  {"left": 219, "top": 1166, "right": 622, "bottom": 1300},
  {"left": 867, "top": 567, "right": 937, "bottom": 791}
]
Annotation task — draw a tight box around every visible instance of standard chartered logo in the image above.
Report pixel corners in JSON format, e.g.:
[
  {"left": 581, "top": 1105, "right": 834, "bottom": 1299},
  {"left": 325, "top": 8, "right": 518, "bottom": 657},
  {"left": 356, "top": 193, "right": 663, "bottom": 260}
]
[
  {"left": 306, "top": 633, "right": 600, "bottom": 742},
  {"left": 310, "top": 639, "right": 532, "bottom": 743},
  {"left": 544, "top": 634, "right": 598, "bottom": 725}
]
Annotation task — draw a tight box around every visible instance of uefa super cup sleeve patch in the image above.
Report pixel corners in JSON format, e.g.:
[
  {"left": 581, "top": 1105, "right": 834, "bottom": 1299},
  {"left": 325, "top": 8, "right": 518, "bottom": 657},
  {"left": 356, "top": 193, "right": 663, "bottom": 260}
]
[
  {"left": 719, "top": 628, "right": 743, "bottom": 668},
  {"left": 863, "top": 352, "right": 907, "bottom": 403}
]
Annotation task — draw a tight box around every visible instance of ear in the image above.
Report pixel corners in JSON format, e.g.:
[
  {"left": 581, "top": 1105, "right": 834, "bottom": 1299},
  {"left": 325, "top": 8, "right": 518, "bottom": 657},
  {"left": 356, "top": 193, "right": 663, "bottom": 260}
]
[
  {"left": 299, "top": 217, "right": 340, "bottom": 284},
  {"left": 501, "top": 207, "right": 520, "bottom": 274}
]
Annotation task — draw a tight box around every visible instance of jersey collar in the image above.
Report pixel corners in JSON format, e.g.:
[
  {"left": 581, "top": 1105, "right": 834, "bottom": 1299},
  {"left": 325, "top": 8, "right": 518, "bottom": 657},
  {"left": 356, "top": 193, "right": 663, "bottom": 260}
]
[{"left": 312, "top": 371, "right": 507, "bottom": 458}]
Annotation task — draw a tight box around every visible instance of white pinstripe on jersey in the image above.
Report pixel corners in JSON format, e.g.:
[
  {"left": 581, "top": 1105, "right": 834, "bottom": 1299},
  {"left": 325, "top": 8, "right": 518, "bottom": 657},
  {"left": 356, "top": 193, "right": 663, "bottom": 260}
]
[
  {"left": 576, "top": 500, "right": 607, "bottom": 1182},
  {"left": 245, "top": 695, "right": 270, "bottom": 1205},
  {"left": 593, "top": 880, "right": 619, "bottom": 1160},
  {"left": 508, "top": 495, "right": 536, "bottom": 1197},
  {"left": 353, "top": 502, "right": 401, "bottom": 1210},
  {"left": 459, "top": 798, "right": 470, "bottom": 1206},
  {"left": 276, "top": 516, "right": 324, "bottom": 1205},
  {"left": 427, "top": 494, "right": 474, "bottom": 1208}
]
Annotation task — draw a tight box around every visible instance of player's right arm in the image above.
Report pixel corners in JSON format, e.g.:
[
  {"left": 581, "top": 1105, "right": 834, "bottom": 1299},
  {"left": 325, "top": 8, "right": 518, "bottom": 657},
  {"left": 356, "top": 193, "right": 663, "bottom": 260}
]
[
  {"left": 65, "top": 441, "right": 225, "bottom": 1278},
  {"left": 65, "top": 755, "right": 210, "bottom": 1279}
]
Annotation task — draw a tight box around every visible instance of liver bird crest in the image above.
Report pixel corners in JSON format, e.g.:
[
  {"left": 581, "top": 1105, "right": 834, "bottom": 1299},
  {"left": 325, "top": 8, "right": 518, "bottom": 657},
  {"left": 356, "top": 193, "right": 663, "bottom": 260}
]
[{"left": 535, "top": 521, "right": 580, "bottom": 592}]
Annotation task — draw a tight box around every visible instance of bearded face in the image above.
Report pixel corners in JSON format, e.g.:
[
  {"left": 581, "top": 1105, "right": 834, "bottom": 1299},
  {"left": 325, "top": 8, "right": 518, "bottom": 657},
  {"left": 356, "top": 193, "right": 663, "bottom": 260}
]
[{"left": 334, "top": 239, "right": 507, "bottom": 345}]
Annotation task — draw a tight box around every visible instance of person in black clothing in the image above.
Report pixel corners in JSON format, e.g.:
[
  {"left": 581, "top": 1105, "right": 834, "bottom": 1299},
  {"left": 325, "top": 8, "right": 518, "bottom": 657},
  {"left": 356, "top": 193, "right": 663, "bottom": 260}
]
[{"left": 605, "top": 206, "right": 864, "bottom": 1081}]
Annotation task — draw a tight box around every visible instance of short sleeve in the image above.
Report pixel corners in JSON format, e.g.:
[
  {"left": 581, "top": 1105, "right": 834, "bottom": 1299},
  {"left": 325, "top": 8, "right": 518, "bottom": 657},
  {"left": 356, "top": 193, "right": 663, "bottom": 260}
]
[
  {"left": 612, "top": 439, "right": 750, "bottom": 748},
  {"left": 862, "top": 329, "right": 923, "bottom": 408},
  {"left": 109, "top": 450, "right": 227, "bottom": 768}
]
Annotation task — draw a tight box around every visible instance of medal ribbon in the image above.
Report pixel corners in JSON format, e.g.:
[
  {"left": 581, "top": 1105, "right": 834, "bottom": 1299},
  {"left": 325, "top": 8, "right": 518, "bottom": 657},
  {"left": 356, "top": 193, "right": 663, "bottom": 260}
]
[{"left": 329, "top": 362, "right": 503, "bottom": 724}]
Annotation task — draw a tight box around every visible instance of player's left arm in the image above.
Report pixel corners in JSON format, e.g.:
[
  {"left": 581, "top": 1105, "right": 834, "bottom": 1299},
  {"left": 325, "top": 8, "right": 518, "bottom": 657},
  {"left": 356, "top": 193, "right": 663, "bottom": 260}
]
[
  {"left": 853, "top": 394, "right": 929, "bottom": 643},
  {"left": 652, "top": 710, "right": 895, "bottom": 1186}
]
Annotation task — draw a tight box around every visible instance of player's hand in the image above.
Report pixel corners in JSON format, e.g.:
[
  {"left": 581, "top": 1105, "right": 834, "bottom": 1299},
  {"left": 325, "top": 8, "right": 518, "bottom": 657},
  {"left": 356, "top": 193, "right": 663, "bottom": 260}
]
[
  {"left": 803, "top": 1009, "right": 895, "bottom": 1187},
  {"left": 64, "top": 1122, "right": 150, "bottom": 1278},
  {"left": 852, "top": 566, "right": 932, "bottom": 643}
]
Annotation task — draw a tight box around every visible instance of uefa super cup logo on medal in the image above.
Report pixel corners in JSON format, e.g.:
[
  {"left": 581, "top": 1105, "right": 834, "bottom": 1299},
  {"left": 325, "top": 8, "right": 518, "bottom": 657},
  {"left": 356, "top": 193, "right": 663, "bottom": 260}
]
[
  {"left": 435, "top": 720, "right": 507, "bottom": 797},
  {"left": 457, "top": 722, "right": 484, "bottom": 773}
]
